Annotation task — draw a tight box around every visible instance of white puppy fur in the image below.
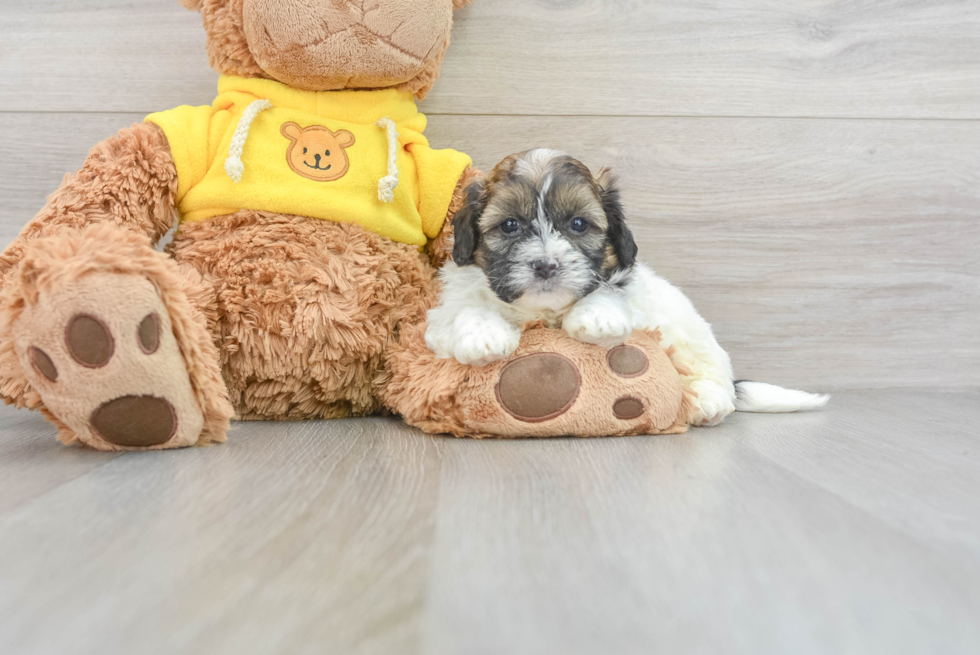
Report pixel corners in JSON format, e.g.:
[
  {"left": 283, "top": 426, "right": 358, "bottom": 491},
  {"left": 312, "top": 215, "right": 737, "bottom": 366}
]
[
  {"left": 426, "top": 261, "right": 739, "bottom": 426},
  {"left": 426, "top": 149, "right": 828, "bottom": 426}
]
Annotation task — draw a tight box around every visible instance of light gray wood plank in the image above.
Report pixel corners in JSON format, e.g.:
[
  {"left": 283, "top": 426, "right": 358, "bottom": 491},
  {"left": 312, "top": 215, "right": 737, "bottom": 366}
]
[
  {"left": 2, "top": 0, "right": 979, "bottom": 118},
  {"left": 0, "top": 406, "right": 123, "bottom": 513},
  {"left": 2, "top": 391, "right": 979, "bottom": 654},
  {"left": 3, "top": 112, "right": 975, "bottom": 389},
  {"left": 0, "top": 414, "right": 443, "bottom": 655},
  {"left": 0, "top": 0, "right": 213, "bottom": 114},
  {"left": 425, "top": 115, "right": 980, "bottom": 390},
  {"left": 730, "top": 391, "right": 980, "bottom": 553},
  {"left": 0, "top": 113, "right": 142, "bottom": 247},
  {"left": 422, "top": 390, "right": 980, "bottom": 655}
]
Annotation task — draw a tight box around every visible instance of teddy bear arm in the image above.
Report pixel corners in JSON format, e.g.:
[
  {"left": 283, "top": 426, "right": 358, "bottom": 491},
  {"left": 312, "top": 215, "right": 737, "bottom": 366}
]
[
  {"left": 383, "top": 323, "right": 697, "bottom": 439},
  {"left": 0, "top": 122, "right": 178, "bottom": 282}
]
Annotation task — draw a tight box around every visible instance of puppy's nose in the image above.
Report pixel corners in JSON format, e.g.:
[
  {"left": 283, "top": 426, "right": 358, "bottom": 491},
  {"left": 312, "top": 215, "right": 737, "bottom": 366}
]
[{"left": 531, "top": 258, "right": 560, "bottom": 280}]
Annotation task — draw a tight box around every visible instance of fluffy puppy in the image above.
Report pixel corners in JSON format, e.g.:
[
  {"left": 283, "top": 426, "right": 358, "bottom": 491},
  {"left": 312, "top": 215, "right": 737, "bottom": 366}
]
[{"left": 425, "top": 149, "right": 827, "bottom": 425}]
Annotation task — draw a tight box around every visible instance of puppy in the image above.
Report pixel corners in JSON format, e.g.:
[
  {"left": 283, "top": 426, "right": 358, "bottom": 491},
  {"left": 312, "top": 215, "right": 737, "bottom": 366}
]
[{"left": 425, "top": 149, "right": 827, "bottom": 425}]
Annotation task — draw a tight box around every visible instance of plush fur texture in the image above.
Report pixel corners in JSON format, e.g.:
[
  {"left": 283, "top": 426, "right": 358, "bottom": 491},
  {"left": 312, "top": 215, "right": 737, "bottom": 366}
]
[
  {"left": 428, "top": 260, "right": 741, "bottom": 425},
  {"left": 0, "top": 122, "right": 178, "bottom": 285},
  {"left": 0, "top": 118, "right": 474, "bottom": 445},
  {"left": 184, "top": 0, "right": 470, "bottom": 98},
  {"left": 171, "top": 212, "right": 437, "bottom": 420},
  {"left": 0, "top": 224, "right": 232, "bottom": 449},
  {"left": 0, "top": 121, "right": 178, "bottom": 407},
  {"left": 383, "top": 323, "right": 697, "bottom": 438},
  {"left": 450, "top": 149, "right": 637, "bottom": 307}
]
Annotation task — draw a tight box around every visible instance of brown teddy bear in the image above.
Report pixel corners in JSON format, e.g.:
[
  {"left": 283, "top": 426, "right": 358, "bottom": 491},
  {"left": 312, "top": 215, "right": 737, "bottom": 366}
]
[{"left": 0, "top": 0, "right": 693, "bottom": 450}]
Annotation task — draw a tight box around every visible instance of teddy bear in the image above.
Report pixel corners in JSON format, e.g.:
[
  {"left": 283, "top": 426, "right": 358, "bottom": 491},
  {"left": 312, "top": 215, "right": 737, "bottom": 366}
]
[{"left": 0, "top": 0, "right": 694, "bottom": 451}]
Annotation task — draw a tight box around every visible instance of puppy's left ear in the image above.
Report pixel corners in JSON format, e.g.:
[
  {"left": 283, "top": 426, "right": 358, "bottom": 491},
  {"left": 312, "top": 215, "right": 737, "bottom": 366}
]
[
  {"left": 452, "top": 178, "right": 487, "bottom": 266},
  {"left": 597, "top": 168, "right": 638, "bottom": 269}
]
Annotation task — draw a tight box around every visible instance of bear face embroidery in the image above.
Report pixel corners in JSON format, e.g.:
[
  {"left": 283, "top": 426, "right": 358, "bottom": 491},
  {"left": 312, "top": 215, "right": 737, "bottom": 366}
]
[{"left": 280, "top": 122, "right": 355, "bottom": 182}]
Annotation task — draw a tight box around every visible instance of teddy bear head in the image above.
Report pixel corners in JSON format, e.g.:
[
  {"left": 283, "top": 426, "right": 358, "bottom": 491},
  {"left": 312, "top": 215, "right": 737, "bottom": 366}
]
[{"left": 180, "top": 0, "right": 473, "bottom": 98}]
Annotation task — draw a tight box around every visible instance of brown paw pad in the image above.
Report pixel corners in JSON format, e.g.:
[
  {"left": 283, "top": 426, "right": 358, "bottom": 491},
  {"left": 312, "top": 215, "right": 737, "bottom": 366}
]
[
  {"left": 66, "top": 314, "right": 114, "bottom": 368},
  {"left": 138, "top": 313, "right": 160, "bottom": 354},
  {"left": 496, "top": 353, "right": 581, "bottom": 423},
  {"left": 613, "top": 396, "right": 646, "bottom": 420},
  {"left": 29, "top": 346, "right": 59, "bottom": 382},
  {"left": 91, "top": 395, "right": 177, "bottom": 447},
  {"left": 607, "top": 345, "right": 649, "bottom": 378}
]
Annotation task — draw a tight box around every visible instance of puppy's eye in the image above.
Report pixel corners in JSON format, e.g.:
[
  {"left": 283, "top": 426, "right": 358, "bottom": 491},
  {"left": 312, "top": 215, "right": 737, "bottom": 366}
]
[
  {"left": 500, "top": 219, "right": 521, "bottom": 235},
  {"left": 569, "top": 217, "right": 589, "bottom": 233}
]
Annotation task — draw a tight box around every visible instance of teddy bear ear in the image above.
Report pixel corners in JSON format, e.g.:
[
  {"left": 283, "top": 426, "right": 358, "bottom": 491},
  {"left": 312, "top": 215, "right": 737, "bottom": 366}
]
[
  {"left": 280, "top": 122, "right": 303, "bottom": 141},
  {"left": 179, "top": 0, "right": 204, "bottom": 11},
  {"left": 334, "top": 130, "right": 355, "bottom": 148}
]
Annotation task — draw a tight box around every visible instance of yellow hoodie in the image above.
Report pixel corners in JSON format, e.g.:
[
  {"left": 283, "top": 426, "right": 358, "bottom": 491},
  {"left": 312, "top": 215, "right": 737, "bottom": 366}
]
[{"left": 146, "top": 76, "right": 472, "bottom": 246}]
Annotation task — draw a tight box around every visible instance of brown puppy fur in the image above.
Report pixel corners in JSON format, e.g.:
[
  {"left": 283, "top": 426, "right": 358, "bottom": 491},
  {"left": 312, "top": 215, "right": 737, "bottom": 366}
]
[{"left": 452, "top": 149, "right": 636, "bottom": 306}]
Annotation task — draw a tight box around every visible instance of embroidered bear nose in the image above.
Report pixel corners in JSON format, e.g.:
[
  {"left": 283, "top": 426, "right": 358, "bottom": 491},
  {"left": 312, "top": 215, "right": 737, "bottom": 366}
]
[{"left": 531, "top": 258, "right": 560, "bottom": 280}]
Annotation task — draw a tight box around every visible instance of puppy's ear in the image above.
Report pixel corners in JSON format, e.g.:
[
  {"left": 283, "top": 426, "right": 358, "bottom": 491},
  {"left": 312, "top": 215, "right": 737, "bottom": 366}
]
[
  {"left": 452, "top": 179, "right": 487, "bottom": 266},
  {"left": 597, "top": 168, "right": 637, "bottom": 269}
]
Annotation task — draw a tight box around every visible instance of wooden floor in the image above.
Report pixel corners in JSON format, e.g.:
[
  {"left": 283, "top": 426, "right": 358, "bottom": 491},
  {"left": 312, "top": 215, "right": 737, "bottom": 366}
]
[
  {"left": 1, "top": 391, "right": 979, "bottom": 654},
  {"left": 1, "top": 1, "right": 979, "bottom": 653},
  {"left": 2, "top": 0, "right": 978, "bottom": 390}
]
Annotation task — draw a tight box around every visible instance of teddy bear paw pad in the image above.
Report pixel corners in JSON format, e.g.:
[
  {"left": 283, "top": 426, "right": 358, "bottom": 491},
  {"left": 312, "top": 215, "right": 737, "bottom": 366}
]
[
  {"left": 495, "top": 353, "right": 581, "bottom": 422},
  {"left": 606, "top": 345, "right": 650, "bottom": 378},
  {"left": 13, "top": 272, "right": 204, "bottom": 450},
  {"left": 612, "top": 396, "right": 646, "bottom": 420},
  {"left": 91, "top": 395, "right": 177, "bottom": 448},
  {"left": 65, "top": 314, "right": 114, "bottom": 367}
]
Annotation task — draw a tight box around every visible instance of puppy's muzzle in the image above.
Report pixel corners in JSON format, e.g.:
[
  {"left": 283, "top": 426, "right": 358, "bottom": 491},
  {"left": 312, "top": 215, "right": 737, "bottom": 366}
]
[{"left": 531, "top": 258, "right": 560, "bottom": 280}]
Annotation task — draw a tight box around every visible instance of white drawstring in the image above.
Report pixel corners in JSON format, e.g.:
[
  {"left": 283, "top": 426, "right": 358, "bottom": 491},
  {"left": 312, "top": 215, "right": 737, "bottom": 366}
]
[
  {"left": 224, "top": 99, "right": 273, "bottom": 183},
  {"left": 376, "top": 117, "right": 399, "bottom": 203},
  {"left": 225, "top": 101, "right": 400, "bottom": 199}
]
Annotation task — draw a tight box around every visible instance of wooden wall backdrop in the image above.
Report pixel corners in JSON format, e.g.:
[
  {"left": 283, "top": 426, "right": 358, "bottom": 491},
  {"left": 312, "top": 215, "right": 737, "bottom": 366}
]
[{"left": 1, "top": 0, "right": 978, "bottom": 390}]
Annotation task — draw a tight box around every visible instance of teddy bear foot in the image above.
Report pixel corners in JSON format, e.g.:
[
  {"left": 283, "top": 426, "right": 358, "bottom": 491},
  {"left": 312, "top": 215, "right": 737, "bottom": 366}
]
[
  {"left": 383, "top": 323, "right": 699, "bottom": 439},
  {"left": 10, "top": 270, "right": 207, "bottom": 450},
  {"left": 1, "top": 225, "right": 232, "bottom": 450}
]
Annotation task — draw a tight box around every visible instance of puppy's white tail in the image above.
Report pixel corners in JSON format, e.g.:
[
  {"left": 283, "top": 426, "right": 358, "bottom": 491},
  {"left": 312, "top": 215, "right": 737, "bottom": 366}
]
[{"left": 733, "top": 380, "right": 829, "bottom": 413}]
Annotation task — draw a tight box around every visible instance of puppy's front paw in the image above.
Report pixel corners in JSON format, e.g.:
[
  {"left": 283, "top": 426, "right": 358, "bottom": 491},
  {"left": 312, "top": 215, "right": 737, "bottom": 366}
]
[
  {"left": 690, "top": 380, "right": 736, "bottom": 426},
  {"left": 564, "top": 299, "right": 632, "bottom": 348},
  {"left": 453, "top": 324, "right": 521, "bottom": 366},
  {"left": 424, "top": 321, "right": 455, "bottom": 360}
]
